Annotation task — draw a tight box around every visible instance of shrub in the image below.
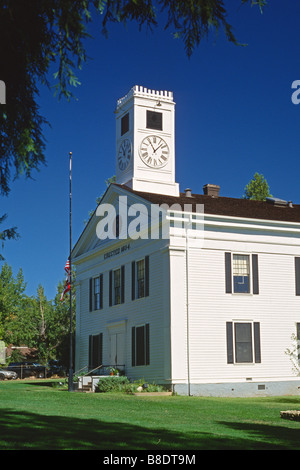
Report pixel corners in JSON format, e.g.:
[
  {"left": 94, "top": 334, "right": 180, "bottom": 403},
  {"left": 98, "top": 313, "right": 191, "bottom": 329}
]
[
  {"left": 124, "top": 380, "right": 166, "bottom": 395},
  {"left": 95, "top": 376, "right": 130, "bottom": 393},
  {"left": 94, "top": 376, "right": 168, "bottom": 394}
]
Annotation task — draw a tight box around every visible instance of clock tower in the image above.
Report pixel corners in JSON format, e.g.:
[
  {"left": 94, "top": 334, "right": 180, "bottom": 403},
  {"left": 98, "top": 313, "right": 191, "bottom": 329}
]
[{"left": 115, "top": 85, "right": 180, "bottom": 197}]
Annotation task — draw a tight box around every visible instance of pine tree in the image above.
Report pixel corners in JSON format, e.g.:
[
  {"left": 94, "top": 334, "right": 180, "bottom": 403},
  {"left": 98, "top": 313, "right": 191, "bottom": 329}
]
[{"left": 243, "top": 173, "right": 272, "bottom": 201}]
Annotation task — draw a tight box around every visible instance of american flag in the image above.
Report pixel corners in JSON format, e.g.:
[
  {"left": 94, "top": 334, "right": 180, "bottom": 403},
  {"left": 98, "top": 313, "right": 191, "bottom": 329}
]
[{"left": 60, "top": 259, "right": 71, "bottom": 301}]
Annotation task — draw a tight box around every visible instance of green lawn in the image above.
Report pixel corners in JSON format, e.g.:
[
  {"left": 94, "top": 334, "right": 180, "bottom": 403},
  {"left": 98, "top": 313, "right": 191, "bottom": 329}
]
[{"left": 0, "top": 379, "right": 300, "bottom": 450}]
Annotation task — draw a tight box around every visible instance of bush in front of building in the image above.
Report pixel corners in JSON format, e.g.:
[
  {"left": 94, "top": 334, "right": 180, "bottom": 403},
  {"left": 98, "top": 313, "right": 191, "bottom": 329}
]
[
  {"left": 95, "top": 376, "right": 167, "bottom": 394},
  {"left": 95, "top": 376, "right": 130, "bottom": 393}
]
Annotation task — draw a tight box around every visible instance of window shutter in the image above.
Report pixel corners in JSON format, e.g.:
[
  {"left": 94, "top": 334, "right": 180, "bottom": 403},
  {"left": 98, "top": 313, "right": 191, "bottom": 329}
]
[
  {"left": 136, "top": 326, "right": 145, "bottom": 366},
  {"left": 253, "top": 322, "right": 261, "bottom": 363},
  {"left": 225, "top": 253, "right": 232, "bottom": 293},
  {"left": 252, "top": 254, "right": 259, "bottom": 295},
  {"left": 121, "top": 265, "right": 125, "bottom": 303},
  {"left": 89, "top": 278, "right": 93, "bottom": 312},
  {"left": 226, "top": 322, "right": 234, "bottom": 363},
  {"left": 109, "top": 270, "right": 112, "bottom": 306},
  {"left": 145, "top": 255, "right": 149, "bottom": 297},
  {"left": 100, "top": 274, "right": 103, "bottom": 309},
  {"left": 145, "top": 323, "right": 150, "bottom": 365},
  {"left": 88, "top": 335, "right": 92, "bottom": 369},
  {"left": 92, "top": 335, "right": 98, "bottom": 369},
  {"left": 295, "top": 258, "right": 300, "bottom": 296},
  {"left": 131, "top": 327, "right": 136, "bottom": 366},
  {"left": 131, "top": 261, "right": 135, "bottom": 300},
  {"left": 98, "top": 333, "right": 103, "bottom": 366}
]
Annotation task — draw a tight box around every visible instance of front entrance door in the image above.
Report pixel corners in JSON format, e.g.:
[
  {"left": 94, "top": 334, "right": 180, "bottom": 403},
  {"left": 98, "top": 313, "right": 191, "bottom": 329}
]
[{"left": 109, "top": 332, "right": 125, "bottom": 369}]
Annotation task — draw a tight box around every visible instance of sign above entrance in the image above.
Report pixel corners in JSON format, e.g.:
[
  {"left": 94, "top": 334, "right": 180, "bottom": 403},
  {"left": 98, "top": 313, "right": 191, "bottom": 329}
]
[{"left": 104, "top": 244, "right": 130, "bottom": 260}]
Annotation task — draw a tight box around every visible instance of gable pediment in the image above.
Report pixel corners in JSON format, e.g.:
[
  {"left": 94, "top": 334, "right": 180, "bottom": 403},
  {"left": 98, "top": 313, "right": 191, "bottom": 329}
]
[{"left": 72, "top": 184, "right": 154, "bottom": 261}]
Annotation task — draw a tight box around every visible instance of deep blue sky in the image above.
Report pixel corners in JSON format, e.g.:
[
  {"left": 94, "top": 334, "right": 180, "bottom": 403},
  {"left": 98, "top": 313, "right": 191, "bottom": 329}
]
[{"left": 2, "top": 1, "right": 300, "bottom": 299}]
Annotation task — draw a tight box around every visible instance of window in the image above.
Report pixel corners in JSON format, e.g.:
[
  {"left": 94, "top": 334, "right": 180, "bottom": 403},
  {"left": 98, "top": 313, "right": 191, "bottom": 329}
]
[
  {"left": 233, "top": 254, "right": 250, "bottom": 293},
  {"left": 88, "top": 333, "right": 103, "bottom": 370},
  {"left": 121, "top": 113, "right": 129, "bottom": 136},
  {"left": 225, "top": 253, "right": 259, "bottom": 294},
  {"left": 226, "top": 321, "right": 261, "bottom": 364},
  {"left": 131, "top": 324, "right": 150, "bottom": 366},
  {"left": 89, "top": 275, "right": 103, "bottom": 311},
  {"left": 109, "top": 266, "right": 125, "bottom": 306},
  {"left": 295, "top": 258, "right": 300, "bottom": 295},
  {"left": 94, "top": 277, "right": 101, "bottom": 310},
  {"left": 146, "top": 110, "right": 162, "bottom": 131},
  {"left": 137, "top": 259, "right": 145, "bottom": 298},
  {"left": 234, "top": 323, "right": 252, "bottom": 362},
  {"left": 131, "top": 256, "right": 149, "bottom": 300},
  {"left": 114, "top": 269, "right": 121, "bottom": 305}
]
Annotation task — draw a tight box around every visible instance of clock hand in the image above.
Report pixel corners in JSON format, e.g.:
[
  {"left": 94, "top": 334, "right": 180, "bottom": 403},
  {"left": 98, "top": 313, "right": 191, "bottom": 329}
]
[
  {"left": 148, "top": 140, "right": 156, "bottom": 153},
  {"left": 154, "top": 143, "right": 164, "bottom": 153}
]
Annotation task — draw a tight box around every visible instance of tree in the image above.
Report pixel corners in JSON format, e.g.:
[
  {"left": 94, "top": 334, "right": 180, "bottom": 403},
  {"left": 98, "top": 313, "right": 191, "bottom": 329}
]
[
  {"left": 0, "top": 213, "right": 19, "bottom": 260},
  {"left": 243, "top": 172, "right": 272, "bottom": 201},
  {"left": 0, "top": 262, "right": 75, "bottom": 365},
  {"left": 0, "top": 0, "right": 267, "bottom": 196},
  {"left": 285, "top": 333, "right": 300, "bottom": 377},
  {"left": 49, "top": 278, "right": 76, "bottom": 366},
  {"left": 5, "top": 291, "right": 51, "bottom": 355},
  {"left": 0, "top": 263, "right": 27, "bottom": 341}
]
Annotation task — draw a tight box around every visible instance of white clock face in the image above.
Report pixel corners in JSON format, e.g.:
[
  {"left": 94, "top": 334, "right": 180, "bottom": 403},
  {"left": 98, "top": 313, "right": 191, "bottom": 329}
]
[
  {"left": 139, "top": 135, "right": 170, "bottom": 168},
  {"left": 118, "top": 139, "right": 132, "bottom": 171}
]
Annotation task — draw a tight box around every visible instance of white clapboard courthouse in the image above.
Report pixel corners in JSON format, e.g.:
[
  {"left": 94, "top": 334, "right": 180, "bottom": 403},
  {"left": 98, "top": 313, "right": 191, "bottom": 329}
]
[{"left": 72, "top": 86, "right": 300, "bottom": 396}]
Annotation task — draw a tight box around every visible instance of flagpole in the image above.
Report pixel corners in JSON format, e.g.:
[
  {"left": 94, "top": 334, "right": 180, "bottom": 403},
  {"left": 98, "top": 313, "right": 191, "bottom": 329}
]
[{"left": 68, "top": 151, "right": 74, "bottom": 392}]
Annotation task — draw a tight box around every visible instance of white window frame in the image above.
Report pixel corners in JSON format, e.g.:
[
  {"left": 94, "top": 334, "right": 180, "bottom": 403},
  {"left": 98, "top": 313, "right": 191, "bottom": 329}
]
[
  {"left": 136, "top": 258, "right": 145, "bottom": 299},
  {"left": 233, "top": 321, "right": 255, "bottom": 364},
  {"left": 94, "top": 276, "right": 101, "bottom": 310},
  {"left": 113, "top": 268, "right": 121, "bottom": 305},
  {"left": 232, "top": 253, "right": 252, "bottom": 294}
]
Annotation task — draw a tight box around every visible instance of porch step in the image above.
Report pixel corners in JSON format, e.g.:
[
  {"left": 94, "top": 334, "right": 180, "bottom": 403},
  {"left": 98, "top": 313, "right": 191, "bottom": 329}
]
[{"left": 80, "top": 383, "right": 93, "bottom": 393}]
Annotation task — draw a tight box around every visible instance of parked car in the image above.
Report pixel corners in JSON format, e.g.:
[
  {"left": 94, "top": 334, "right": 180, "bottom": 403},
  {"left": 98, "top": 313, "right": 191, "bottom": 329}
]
[
  {"left": 7, "top": 362, "right": 48, "bottom": 379},
  {"left": 0, "top": 369, "right": 17, "bottom": 380},
  {"left": 47, "top": 360, "right": 67, "bottom": 377}
]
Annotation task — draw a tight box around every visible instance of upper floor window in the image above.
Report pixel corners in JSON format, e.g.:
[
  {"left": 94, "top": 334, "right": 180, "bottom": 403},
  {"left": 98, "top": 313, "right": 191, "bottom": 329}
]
[
  {"left": 114, "top": 268, "right": 121, "bottom": 305},
  {"left": 225, "top": 252, "right": 259, "bottom": 295},
  {"left": 109, "top": 266, "right": 125, "bottom": 306},
  {"left": 131, "top": 256, "right": 149, "bottom": 300},
  {"left": 137, "top": 259, "right": 145, "bottom": 298},
  {"left": 94, "top": 276, "right": 101, "bottom": 309},
  {"left": 233, "top": 254, "right": 250, "bottom": 293},
  {"left": 89, "top": 275, "right": 103, "bottom": 311}
]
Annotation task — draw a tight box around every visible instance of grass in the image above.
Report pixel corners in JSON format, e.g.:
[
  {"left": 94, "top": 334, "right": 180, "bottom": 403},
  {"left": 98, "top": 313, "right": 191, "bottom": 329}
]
[{"left": 0, "top": 379, "right": 300, "bottom": 450}]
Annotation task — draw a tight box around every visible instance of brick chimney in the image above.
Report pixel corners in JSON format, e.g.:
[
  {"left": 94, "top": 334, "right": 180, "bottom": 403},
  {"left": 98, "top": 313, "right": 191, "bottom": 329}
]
[{"left": 203, "top": 184, "right": 220, "bottom": 197}]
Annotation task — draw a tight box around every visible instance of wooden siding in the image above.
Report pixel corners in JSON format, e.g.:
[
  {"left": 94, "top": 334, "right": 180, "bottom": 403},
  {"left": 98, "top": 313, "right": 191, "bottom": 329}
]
[
  {"left": 74, "top": 236, "right": 171, "bottom": 383},
  {"left": 181, "top": 237, "right": 300, "bottom": 384},
  {"left": 73, "top": 185, "right": 300, "bottom": 389}
]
